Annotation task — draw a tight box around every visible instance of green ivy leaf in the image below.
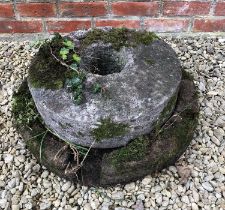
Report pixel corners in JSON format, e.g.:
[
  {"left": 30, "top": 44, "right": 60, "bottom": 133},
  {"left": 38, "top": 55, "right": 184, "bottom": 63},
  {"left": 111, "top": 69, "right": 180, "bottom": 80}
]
[
  {"left": 93, "top": 83, "right": 102, "bottom": 94},
  {"left": 60, "top": 47, "right": 69, "bottom": 55},
  {"left": 72, "top": 53, "right": 81, "bottom": 63},
  {"left": 61, "top": 54, "right": 67, "bottom": 60},
  {"left": 73, "top": 94, "right": 83, "bottom": 105},
  {"left": 71, "top": 77, "right": 82, "bottom": 86},
  {"left": 70, "top": 63, "right": 78, "bottom": 71},
  {"left": 63, "top": 39, "right": 74, "bottom": 49}
]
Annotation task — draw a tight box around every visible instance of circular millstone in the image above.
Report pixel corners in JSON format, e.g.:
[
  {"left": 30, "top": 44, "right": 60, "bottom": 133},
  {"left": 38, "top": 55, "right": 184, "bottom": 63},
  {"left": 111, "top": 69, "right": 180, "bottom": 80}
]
[
  {"left": 12, "top": 74, "right": 199, "bottom": 186},
  {"left": 28, "top": 28, "right": 182, "bottom": 148}
]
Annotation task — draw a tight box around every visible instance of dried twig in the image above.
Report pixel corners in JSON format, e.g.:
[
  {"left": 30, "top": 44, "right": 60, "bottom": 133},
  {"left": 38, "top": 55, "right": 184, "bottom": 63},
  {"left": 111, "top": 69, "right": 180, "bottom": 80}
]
[
  {"left": 156, "top": 102, "right": 194, "bottom": 136},
  {"left": 39, "top": 130, "right": 48, "bottom": 162},
  {"left": 80, "top": 140, "right": 95, "bottom": 166},
  {"left": 53, "top": 145, "right": 68, "bottom": 162}
]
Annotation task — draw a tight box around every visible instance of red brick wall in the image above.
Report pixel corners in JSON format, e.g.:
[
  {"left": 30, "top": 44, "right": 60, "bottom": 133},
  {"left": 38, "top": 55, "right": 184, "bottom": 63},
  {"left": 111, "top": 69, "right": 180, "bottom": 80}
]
[{"left": 0, "top": 1, "right": 224, "bottom": 34}]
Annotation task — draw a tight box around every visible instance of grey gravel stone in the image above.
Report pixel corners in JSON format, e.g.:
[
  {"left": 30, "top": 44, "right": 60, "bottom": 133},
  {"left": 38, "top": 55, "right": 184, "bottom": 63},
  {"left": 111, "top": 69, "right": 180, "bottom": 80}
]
[
  {"left": 83, "top": 203, "right": 92, "bottom": 210},
  {"left": 202, "top": 182, "right": 214, "bottom": 192},
  {"left": 3, "top": 154, "right": 13, "bottom": 163},
  {"left": 111, "top": 191, "right": 125, "bottom": 200}
]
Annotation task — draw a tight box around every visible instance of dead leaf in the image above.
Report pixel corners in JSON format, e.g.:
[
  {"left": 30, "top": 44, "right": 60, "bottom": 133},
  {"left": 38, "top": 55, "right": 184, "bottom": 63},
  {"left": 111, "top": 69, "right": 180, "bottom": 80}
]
[{"left": 177, "top": 165, "right": 191, "bottom": 185}]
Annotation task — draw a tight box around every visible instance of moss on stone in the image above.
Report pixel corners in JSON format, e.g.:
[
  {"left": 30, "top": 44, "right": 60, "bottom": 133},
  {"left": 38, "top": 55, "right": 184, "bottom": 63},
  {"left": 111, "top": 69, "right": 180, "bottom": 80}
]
[
  {"left": 101, "top": 73, "right": 199, "bottom": 177},
  {"left": 91, "top": 118, "right": 129, "bottom": 142},
  {"left": 12, "top": 80, "right": 40, "bottom": 128},
  {"left": 12, "top": 81, "right": 51, "bottom": 163},
  {"left": 181, "top": 69, "right": 194, "bottom": 81},
  {"left": 28, "top": 33, "right": 69, "bottom": 89},
  {"left": 110, "top": 135, "right": 150, "bottom": 168},
  {"left": 28, "top": 29, "right": 158, "bottom": 90},
  {"left": 80, "top": 28, "right": 159, "bottom": 51}
]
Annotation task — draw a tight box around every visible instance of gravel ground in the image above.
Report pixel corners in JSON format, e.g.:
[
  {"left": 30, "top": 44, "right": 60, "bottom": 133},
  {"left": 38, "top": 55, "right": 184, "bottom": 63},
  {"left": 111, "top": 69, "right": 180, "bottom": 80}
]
[{"left": 0, "top": 36, "right": 225, "bottom": 210}]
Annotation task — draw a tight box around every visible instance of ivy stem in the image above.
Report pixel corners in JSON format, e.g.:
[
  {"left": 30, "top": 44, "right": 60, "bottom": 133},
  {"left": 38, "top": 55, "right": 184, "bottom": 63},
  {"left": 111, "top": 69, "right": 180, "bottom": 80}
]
[{"left": 49, "top": 46, "right": 79, "bottom": 74}]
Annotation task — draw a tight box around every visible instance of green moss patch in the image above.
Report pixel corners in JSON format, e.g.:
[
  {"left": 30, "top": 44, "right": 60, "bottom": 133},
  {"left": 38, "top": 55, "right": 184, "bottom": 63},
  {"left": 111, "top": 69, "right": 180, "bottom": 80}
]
[
  {"left": 28, "top": 29, "right": 158, "bottom": 91},
  {"left": 110, "top": 135, "right": 150, "bottom": 167},
  {"left": 28, "top": 34, "right": 72, "bottom": 89},
  {"left": 80, "top": 28, "right": 159, "bottom": 51},
  {"left": 91, "top": 118, "right": 129, "bottom": 142},
  {"left": 181, "top": 69, "right": 194, "bottom": 81},
  {"left": 12, "top": 80, "right": 40, "bottom": 128}
]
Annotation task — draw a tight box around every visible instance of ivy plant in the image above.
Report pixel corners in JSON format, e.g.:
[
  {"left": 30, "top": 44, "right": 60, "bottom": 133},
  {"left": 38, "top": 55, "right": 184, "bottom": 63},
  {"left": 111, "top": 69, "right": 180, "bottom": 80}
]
[{"left": 51, "top": 34, "right": 103, "bottom": 105}]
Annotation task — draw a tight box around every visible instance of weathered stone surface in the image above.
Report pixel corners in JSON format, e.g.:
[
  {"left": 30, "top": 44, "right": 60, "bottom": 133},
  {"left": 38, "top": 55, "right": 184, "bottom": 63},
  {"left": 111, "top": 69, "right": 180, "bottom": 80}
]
[
  {"left": 99, "top": 77, "right": 199, "bottom": 185},
  {"left": 13, "top": 74, "right": 199, "bottom": 186},
  {"left": 28, "top": 28, "right": 182, "bottom": 148}
]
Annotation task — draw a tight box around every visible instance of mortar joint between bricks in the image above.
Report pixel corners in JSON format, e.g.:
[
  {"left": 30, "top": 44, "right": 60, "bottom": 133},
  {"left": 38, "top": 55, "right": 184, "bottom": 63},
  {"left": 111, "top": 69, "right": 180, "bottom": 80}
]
[
  {"left": 188, "top": 17, "right": 194, "bottom": 32},
  {"left": 56, "top": 0, "right": 60, "bottom": 18},
  {"left": 42, "top": 18, "right": 47, "bottom": 34},
  {"left": 13, "top": 0, "right": 20, "bottom": 20},
  {"left": 91, "top": 17, "right": 95, "bottom": 29},
  {"left": 159, "top": 0, "right": 164, "bottom": 18},
  {"left": 107, "top": 0, "right": 112, "bottom": 17},
  {"left": 140, "top": 17, "right": 144, "bottom": 31},
  {"left": 209, "top": 0, "right": 217, "bottom": 16}
]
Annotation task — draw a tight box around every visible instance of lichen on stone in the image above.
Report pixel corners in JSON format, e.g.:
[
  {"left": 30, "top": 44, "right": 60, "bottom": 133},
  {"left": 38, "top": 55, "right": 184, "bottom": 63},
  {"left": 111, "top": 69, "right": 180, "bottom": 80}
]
[{"left": 91, "top": 118, "right": 129, "bottom": 142}]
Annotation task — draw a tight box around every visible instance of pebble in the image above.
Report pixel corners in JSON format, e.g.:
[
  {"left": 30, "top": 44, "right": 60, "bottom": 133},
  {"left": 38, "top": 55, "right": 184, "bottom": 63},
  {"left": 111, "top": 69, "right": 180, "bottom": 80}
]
[
  {"left": 83, "top": 203, "right": 92, "bottom": 210},
  {"left": 192, "top": 191, "right": 199, "bottom": 203},
  {"left": 141, "top": 177, "right": 152, "bottom": 185},
  {"left": 90, "top": 199, "right": 100, "bottom": 209},
  {"left": 111, "top": 191, "right": 125, "bottom": 200},
  {"left": 0, "top": 199, "right": 7, "bottom": 209},
  {"left": 61, "top": 181, "right": 71, "bottom": 191},
  {"left": 202, "top": 182, "right": 214, "bottom": 192},
  {"left": 16, "top": 155, "right": 25, "bottom": 163},
  {"left": 39, "top": 201, "right": 51, "bottom": 210},
  {"left": 192, "top": 203, "right": 199, "bottom": 210},
  {"left": 124, "top": 182, "right": 136, "bottom": 191},
  {"left": 12, "top": 204, "right": 20, "bottom": 210},
  {"left": 3, "top": 154, "right": 13, "bottom": 163}
]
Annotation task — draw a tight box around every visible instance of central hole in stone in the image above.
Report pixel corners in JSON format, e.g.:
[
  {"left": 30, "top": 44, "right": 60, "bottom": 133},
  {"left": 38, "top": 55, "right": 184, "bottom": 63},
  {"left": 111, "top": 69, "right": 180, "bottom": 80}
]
[{"left": 82, "top": 44, "right": 124, "bottom": 76}]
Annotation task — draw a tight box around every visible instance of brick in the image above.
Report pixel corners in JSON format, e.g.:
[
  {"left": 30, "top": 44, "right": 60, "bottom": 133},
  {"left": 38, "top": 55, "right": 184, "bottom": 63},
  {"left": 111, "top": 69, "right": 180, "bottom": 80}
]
[
  {"left": 193, "top": 19, "right": 225, "bottom": 32},
  {"left": 163, "top": 2, "right": 210, "bottom": 16},
  {"left": 46, "top": 20, "right": 91, "bottom": 33},
  {"left": 0, "top": 21, "right": 42, "bottom": 33},
  {"left": 215, "top": 3, "right": 225, "bottom": 16},
  {"left": 0, "top": 3, "right": 14, "bottom": 18},
  {"left": 112, "top": 2, "right": 159, "bottom": 16},
  {"left": 60, "top": 2, "right": 107, "bottom": 17},
  {"left": 95, "top": 19, "right": 140, "bottom": 29},
  {"left": 144, "top": 19, "right": 189, "bottom": 32},
  {"left": 17, "top": 3, "right": 56, "bottom": 17}
]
